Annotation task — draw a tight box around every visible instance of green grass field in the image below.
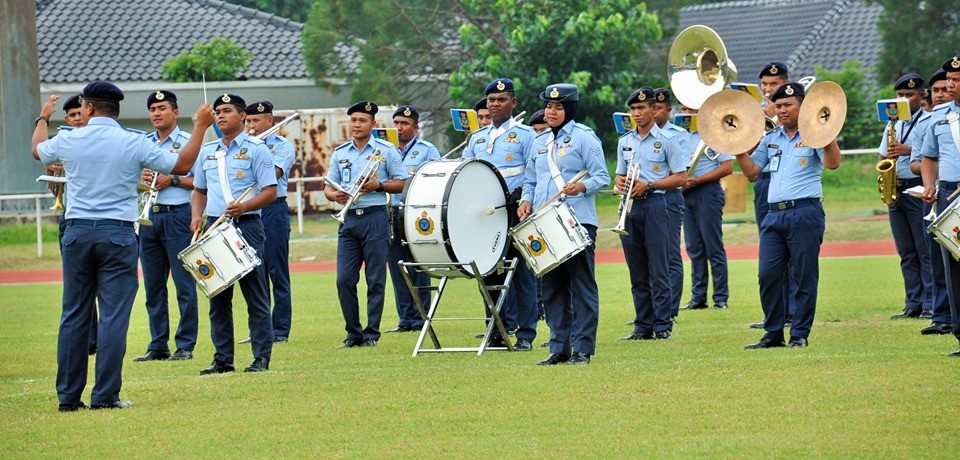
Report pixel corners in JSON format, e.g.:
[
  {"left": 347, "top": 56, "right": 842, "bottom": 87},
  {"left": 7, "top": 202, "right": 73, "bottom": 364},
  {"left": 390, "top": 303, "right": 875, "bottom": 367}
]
[{"left": 2, "top": 256, "right": 958, "bottom": 457}]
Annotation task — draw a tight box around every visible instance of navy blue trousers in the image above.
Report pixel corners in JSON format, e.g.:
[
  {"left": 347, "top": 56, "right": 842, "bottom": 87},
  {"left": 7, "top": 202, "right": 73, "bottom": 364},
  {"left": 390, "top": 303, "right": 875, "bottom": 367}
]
[
  {"left": 57, "top": 219, "right": 138, "bottom": 405},
  {"left": 336, "top": 207, "right": 388, "bottom": 342},
  {"left": 665, "top": 189, "right": 684, "bottom": 317},
  {"left": 923, "top": 199, "right": 950, "bottom": 322},
  {"left": 262, "top": 199, "right": 292, "bottom": 337},
  {"left": 484, "top": 244, "right": 538, "bottom": 342},
  {"left": 758, "top": 201, "right": 825, "bottom": 340},
  {"left": 622, "top": 194, "right": 673, "bottom": 334},
  {"left": 207, "top": 217, "right": 273, "bottom": 363},
  {"left": 387, "top": 207, "right": 430, "bottom": 328},
  {"left": 543, "top": 225, "right": 599, "bottom": 355},
  {"left": 935, "top": 185, "right": 960, "bottom": 342},
  {"left": 754, "top": 176, "right": 797, "bottom": 317},
  {"left": 683, "top": 181, "right": 729, "bottom": 304},
  {"left": 59, "top": 217, "right": 97, "bottom": 353},
  {"left": 139, "top": 204, "right": 198, "bottom": 352},
  {"left": 887, "top": 187, "right": 932, "bottom": 314}
]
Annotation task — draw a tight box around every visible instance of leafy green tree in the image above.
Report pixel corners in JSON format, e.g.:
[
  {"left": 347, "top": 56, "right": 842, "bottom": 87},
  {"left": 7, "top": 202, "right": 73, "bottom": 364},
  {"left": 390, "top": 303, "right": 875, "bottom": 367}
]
[
  {"left": 868, "top": 0, "right": 960, "bottom": 81},
  {"left": 162, "top": 38, "right": 255, "bottom": 83},
  {"left": 814, "top": 60, "right": 889, "bottom": 150},
  {"left": 226, "top": 0, "right": 313, "bottom": 23}
]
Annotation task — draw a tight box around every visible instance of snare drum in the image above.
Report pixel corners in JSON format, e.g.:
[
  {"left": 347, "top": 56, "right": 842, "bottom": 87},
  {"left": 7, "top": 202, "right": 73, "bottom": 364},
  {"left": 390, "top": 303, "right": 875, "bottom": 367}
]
[
  {"left": 401, "top": 158, "right": 509, "bottom": 278},
  {"left": 509, "top": 199, "right": 592, "bottom": 277},
  {"left": 178, "top": 221, "right": 262, "bottom": 298},
  {"left": 928, "top": 197, "right": 960, "bottom": 262}
]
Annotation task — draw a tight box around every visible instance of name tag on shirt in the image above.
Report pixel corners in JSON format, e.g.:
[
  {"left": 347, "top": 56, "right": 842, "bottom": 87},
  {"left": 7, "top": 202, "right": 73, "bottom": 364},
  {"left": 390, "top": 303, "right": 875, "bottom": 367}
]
[{"left": 770, "top": 156, "right": 780, "bottom": 172}]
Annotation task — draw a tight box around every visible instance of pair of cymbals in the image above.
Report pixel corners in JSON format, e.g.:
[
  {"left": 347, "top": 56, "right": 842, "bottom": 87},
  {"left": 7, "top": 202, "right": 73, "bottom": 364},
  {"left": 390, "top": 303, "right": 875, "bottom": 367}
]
[{"left": 798, "top": 81, "right": 847, "bottom": 148}]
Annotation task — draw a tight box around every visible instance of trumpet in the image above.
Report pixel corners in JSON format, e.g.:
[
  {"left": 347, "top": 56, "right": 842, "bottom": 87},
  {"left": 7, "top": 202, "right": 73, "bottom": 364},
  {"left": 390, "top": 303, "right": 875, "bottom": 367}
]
[
  {"left": 137, "top": 171, "right": 160, "bottom": 226},
  {"left": 611, "top": 159, "right": 641, "bottom": 235},
  {"left": 327, "top": 158, "right": 380, "bottom": 224},
  {"left": 50, "top": 169, "right": 65, "bottom": 211}
]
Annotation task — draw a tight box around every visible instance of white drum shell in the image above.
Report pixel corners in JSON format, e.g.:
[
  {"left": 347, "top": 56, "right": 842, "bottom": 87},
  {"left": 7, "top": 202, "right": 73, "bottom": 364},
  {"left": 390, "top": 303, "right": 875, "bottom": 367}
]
[
  {"left": 401, "top": 159, "right": 509, "bottom": 278},
  {"left": 178, "top": 222, "right": 262, "bottom": 298},
  {"left": 929, "top": 199, "right": 960, "bottom": 262},
  {"left": 509, "top": 200, "right": 592, "bottom": 277}
]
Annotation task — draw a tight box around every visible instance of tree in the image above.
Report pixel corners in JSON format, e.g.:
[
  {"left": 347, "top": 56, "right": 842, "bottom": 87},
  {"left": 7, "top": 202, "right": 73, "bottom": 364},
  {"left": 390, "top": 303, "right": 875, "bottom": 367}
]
[
  {"left": 868, "top": 0, "right": 960, "bottom": 82},
  {"left": 162, "top": 38, "right": 255, "bottom": 83},
  {"left": 226, "top": 0, "right": 313, "bottom": 23},
  {"left": 814, "top": 60, "right": 893, "bottom": 150}
]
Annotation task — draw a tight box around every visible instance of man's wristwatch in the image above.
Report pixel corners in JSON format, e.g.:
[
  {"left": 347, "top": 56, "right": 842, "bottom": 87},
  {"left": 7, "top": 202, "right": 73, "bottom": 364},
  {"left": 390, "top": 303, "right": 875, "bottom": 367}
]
[
  {"left": 34, "top": 116, "right": 50, "bottom": 126},
  {"left": 375, "top": 182, "right": 384, "bottom": 193},
  {"left": 171, "top": 175, "right": 180, "bottom": 187}
]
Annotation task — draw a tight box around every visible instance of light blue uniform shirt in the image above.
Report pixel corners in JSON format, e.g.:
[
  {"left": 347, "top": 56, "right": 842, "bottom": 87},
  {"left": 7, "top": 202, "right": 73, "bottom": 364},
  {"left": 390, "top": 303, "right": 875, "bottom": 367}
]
[
  {"left": 464, "top": 119, "right": 536, "bottom": 192},
  {"left": 522, "top": 121, "right": 610, "bottom": 227},
  {"left": 661, "top": 121, "right": 692, "bottom": 168},
  {"left": 263, "top": 133, "right": 296, "bottom": 198},
  {"left": 879, "top": 109, "right": 930, "bottom": 178},
  {"left": 327, "top": 137, "right": 406, "bottom": 208},
  {"left": 616, "top": 124, "right": 686, "bottom": 192},
  {"left": 394, "top": 138, "right": 440, "bottom": 206},
  {"left": 751, "top": 126, "right": 826, "bottom": 202},
  {"left": 920, "top": 102, "right": 960, "bottom": 182},
  {"left": 38, "top": 117, "right": 178, "bottom": 221},
  {"left": 909, "top": 108, "right": 938, "bottom": 164},
  {"left": 148, "top": 126, "right": 196, "bottom": 205},
  {"left": 194, "top": 131, "right": 277, "bottom": 216},
  {"left": 687, "top": 131, "right": 734, "bottom": 178}
]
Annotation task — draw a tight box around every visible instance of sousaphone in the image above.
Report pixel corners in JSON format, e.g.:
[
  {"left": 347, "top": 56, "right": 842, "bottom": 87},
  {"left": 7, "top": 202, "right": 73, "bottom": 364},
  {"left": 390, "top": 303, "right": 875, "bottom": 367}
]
[
  {"left": 698, "top": 89, "right": 765, "bottom": 154},
  {"left": 798, "top": 81, "right": 847, "bottom": 148},
  {"left": 668, "top": 25, "right": 739, "bottom": 110}
]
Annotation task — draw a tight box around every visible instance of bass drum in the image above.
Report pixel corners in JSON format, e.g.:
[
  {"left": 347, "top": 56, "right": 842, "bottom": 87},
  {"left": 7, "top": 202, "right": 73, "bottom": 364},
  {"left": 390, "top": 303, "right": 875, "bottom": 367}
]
[{"left": 401, "top": 158, "right": 509, "bottom": 278}]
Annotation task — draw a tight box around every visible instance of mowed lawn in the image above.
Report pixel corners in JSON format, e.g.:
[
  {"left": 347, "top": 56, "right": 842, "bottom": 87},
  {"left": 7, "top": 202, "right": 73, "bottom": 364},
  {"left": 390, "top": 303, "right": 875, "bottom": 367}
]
[{"left": 1, "top": 256, "right": 958, "bottom": 457}]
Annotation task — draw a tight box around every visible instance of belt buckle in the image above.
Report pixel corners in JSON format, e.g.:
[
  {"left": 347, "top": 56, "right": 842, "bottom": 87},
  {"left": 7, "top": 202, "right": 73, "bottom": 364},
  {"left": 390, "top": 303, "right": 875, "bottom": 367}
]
[
  {"left": 777, "top": 202, "right": 787, "bottom": 210},
  {"left": 152, "top": 205, "right": 159, "bottom": 212},
  {"left": 355, "top": 208, "right": 365, "bottom": 216}
]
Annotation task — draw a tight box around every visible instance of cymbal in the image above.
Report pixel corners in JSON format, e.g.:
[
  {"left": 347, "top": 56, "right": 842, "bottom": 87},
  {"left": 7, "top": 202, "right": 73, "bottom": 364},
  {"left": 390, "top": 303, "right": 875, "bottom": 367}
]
[
  {"left": 698, "top": 89, "right": 764, "bottom": 154},
  {"left": 798, "top": 81, "right": 847, "bottom": 148}
]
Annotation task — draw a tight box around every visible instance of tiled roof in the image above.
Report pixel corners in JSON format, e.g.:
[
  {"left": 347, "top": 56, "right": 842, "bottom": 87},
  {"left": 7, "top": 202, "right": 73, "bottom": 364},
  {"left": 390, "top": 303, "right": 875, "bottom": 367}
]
[
  {"left": 35, "top": 0, "right": 354, "bottom": 83},
  {"left": 679, "top": 0, "right": 882, "bottom": 83}
]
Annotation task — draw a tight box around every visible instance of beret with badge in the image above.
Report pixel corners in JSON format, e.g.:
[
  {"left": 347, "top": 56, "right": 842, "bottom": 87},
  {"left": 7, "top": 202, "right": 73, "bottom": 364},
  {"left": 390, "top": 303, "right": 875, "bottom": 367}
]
[
  {"left": 894, "top": 73, "right": 924, "bottom": 91},
  {"left": 930, "top": 69, "right": 947, "bottom": 85},
  {"left": 759, "top": 61, "right": 789, "bottom": 79},
  {"left": 529, "top": 109, "right": 546, "bottom": 125},
  {"left": 245, "top": 101, "right": 274, "bottom": 115},
  {"left": 771, "top": 81, "right": 804, "bottom": 101},
  {"left": 942, "top": 53, "right": 960, "bottom": 72},
  {"left": 213, "top": 93, "right": 246, "bottom": 111},
  {"left": 653, "top": 87, "right": 672, "bottom": 104},
  {"left": 626, "top": 86, "right": 655, "bottom": 106},
  {"left": 347, "top": 101, "right": 378, "bottom": 117},
  {"left": 485, "top": 78, "right": 515, "bottom": 95},
  {"left": 393, "top": 105, "right": 419, "bottom": 122},
  {"left": 82, "top": 81, "right": 124, "bottom": 102},
  {"left": 540, "top": 83, "right": 579, "bottom": 102},
  {"left": 62, "top": 94, "right": 83, "bottom": 112},
  {"left": 146, "top": 90, "right": 177, "bottom": 108},
  {"left": 474, "top": 97, "right": 487, "bottom": 112}
]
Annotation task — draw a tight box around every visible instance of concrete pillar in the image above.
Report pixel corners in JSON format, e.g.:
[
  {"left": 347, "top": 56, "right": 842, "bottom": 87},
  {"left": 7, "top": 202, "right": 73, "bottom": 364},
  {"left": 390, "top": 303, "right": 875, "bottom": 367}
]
[{"left": 0, "top": 1, "right": 42, "bottom": 194}]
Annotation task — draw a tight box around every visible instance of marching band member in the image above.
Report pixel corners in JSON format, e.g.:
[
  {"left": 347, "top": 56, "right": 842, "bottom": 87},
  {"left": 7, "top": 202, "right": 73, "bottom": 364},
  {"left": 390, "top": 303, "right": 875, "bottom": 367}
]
[
  {"left": 476, "top": 98, "right": 492, "bottom": 128},
  {"left": 518, "top": 83, "right": 609, "bottom": 364},
  {"left": 386, "top": 105, "right": 439, "bottom": 333},
  {"left": 244, "top": 101, "right": 296, "bottom": 343},
  {"left": 617, "top": 87, "right": 686, "bottom": 342},
  {"left": 33, "top": 81, "right": 213, "bottom": 411},
  {"left": 324, "top": 101, "right": 406, "bottom": 348},
  {"left": 133, "top": 90, "right": 199, "bottom": 362},
  {"left": 880, "top": 75, "right": 933, "bottom": 321},
  {"left": 528, "top": 109, "right": 549, "bottom": 135},
  {"left": 681, "top": 106, "right": 733, "bottom": 310},
  {"left": 920, "top": 53, "right": 960, "bottom": 354},
  {"left": 736, "top": 82, "right": 842, "bottom": 349},
  {"left": 192, "top": 94, "right": 278, "bottom": 374}
]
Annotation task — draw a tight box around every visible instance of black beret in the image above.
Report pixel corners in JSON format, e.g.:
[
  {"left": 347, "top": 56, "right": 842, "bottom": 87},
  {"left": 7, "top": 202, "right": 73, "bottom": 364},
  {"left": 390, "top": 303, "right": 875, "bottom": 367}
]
[
  {"left": 942, "top": 53, "right": 960, "bottom": 72},
  {"left": 245, "top": 101, "right": 274, "bottom": 115},
  {"left": 626, "top": 87, "right": 655, "bottom": 106},
  {"left": 474, "top": 98, "right": 487, "bottom": 112},
  {"left": 894, "top": 73, "right": 924, "bottom": 91},
  {"left": 930, "top": 69, "right": 948, "bottom": 85},
  {"left": 540, "top": 83, "right": 579, "bottom": 102},
  {"left": 393, "top": 105, "right": 419, "bottom": 122},
  {"left": 347, "top": 101, "right": 378, "bottom": 117},
  {"left": 529, "top": 109, "right": 546, "bottom": 125},
  {"left": 771, "top": 81, "right": 805, "bottom": 101},
  {"left": 82, "top": 81, "right": 124, "bottom": 102},
  {"left": 759, "top": 61, "right": 788, "bottom": 78},
  {"left": 213, "top": 93, "right": 246, "bottom": 111},
  {"left": 147, "top": 90, "right": 177, "bottom": 108},
  {"left": 923, "top": 88, "right": 931, "bottom": 99},
  {"left": 485, "top": 78, "right": 514, "bottom": 95},
  {"left": 62, "top": 94, "right": 82, "bottom": 112},
  {"left": 653, "top": 88, "right": 672, "bottom": 103}
]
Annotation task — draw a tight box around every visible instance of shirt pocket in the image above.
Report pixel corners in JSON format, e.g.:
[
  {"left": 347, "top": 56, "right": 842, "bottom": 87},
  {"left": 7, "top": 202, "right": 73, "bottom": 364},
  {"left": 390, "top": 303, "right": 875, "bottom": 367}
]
[
  {"left": 231, "top": 159, "right": 253, "bottom": 176},
  {"left": 645, "top": 149, "right": 666, "bottom": 163}
]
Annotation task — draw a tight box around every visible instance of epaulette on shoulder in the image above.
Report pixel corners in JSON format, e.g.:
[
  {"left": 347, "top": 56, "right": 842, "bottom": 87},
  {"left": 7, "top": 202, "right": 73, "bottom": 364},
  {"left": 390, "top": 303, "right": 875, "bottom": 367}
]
[
  {"left": 572, "top": 122, "right": 595, "bottom": 133},
  {"left": 334, "top": 142, "right": 351, "bottom": 151},
  {"left": 415, "top": 138, "right": 436, "bottom": 149},
  {"left": 244, "top": 136, "right": 264, "bottom": 145},
  {"left": 371, "top": 138, "right": 394, "bottom": 150},
  {"left": 513, "top": 123, "right": 534, "bottom": 133},
  {"left": 125, "top": 127, "right": 146, "bottom": 135},
  {"left": 658, "top": 128, "right": 677, "bottom": 140},
  {"left": 535, "top": 130, "right": 551, "bottom": 140}
]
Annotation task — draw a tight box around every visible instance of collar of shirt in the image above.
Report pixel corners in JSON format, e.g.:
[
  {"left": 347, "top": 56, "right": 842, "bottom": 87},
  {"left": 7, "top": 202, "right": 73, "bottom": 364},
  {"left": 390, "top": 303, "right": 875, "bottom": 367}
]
[
  {"left": 489, "top": 116, "right": 518, "bottom": 140},
  {"left": 150, "top": 125, "right": 183, "bottom": 146},
  {"left": 219, "top": 131, "right": 252, "bottom": 151},
  {"left": 85, "top": 117, "right": 121, "bottom": 129},
  {"left": 348, "top": 137, "right": 380, "bottom": 155},
  {"left": 631, "top": 122, "right": 664, "bottom": 142},
  {"left": 401, "top": 138, "right": 418, "bottom": 158}
]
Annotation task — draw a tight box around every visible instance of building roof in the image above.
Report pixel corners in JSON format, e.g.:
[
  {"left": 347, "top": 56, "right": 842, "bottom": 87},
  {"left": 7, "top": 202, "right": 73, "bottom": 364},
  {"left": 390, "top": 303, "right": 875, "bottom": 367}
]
[
  {"left": 679, "top": 0, "right": 882, "bottom": 83},
  {"left": 35, "top": 0, "right": 357, "bottom": 83}
]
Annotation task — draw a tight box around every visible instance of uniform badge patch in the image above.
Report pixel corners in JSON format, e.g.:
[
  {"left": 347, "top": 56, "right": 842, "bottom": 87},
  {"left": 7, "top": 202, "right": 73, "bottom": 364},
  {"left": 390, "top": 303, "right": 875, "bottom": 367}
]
[
  {"left": 654, "top": 141, "right": 662, "bottom": 149},
  {"left": 172, "top": 142, "right": 181, "bottom": 149},
  {"left": 653, "top": 165, "right": 661, "bottom": 172},
  {"left": 558, "top": 150, "right": 566, "bottom": 158},
  {"left": 236, "top": 170, "right": 244, "bottom": 179},
  {"left": 563, "top": 136, "right": 571, "bottom": 143},
  {"left": 506, "top": 153, "right": 514, "bottom": 162}
]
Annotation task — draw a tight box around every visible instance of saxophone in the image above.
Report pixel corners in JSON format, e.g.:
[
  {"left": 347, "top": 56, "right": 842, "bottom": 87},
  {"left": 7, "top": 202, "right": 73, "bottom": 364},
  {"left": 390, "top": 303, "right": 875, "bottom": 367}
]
[{"left": 876, "top": 121, "right": 898, "bottom": 206}]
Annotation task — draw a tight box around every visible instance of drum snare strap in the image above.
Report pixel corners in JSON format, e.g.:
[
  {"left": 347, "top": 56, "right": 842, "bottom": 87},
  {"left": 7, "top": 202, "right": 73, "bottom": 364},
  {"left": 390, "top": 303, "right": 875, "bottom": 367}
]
[
  {"left": 215, "top": 149, "right": 236, "bottom": 202},
  {"left": 545, "top": 133, "right": 565, "bottom": 192}
]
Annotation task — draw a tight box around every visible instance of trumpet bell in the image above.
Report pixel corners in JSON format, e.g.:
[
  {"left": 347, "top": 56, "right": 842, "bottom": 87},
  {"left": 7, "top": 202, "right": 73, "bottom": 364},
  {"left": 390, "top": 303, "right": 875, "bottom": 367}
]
[
  {"left": 798, "top": 81, "right": 847, "bottom": 148},
  {"left": 698, "top": 89, "right": 765, "bottom": 154},
  {"left": 668, "top": 25, "right": 738, "bottom": 110}
]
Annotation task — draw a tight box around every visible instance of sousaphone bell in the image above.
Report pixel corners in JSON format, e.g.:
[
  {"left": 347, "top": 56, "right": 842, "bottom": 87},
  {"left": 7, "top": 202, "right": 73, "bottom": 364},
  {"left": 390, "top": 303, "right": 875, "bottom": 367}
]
[
  {"left": 668, "top": 25, "right": 739, "bottom": 110},
  {"left": 698, "top": 89, "right": 765, "bottom": 155},
  {"left": 798, "top": 81, "right": 847, "bottom": 148}
]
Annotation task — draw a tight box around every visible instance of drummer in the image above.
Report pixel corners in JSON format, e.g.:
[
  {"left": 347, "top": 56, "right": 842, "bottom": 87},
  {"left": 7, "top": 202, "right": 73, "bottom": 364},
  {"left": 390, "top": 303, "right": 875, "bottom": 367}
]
[
  {"left": 518, "top": 83, "right": 610, "bottom": 365},
  {"left": 463, "top": 78, "right": 539, "bottom": 351}
]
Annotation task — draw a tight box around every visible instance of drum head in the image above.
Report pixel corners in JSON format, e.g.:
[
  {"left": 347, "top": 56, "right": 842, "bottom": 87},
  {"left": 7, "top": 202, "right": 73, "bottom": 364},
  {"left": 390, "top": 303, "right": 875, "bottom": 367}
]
[{"left": 442, "top": 159, "right": 509, "bottom": 276}]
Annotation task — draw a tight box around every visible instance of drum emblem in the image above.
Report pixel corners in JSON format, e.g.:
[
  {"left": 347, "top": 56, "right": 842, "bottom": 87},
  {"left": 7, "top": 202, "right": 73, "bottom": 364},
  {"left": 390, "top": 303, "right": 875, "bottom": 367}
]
[
  {"left": 195, "top": 259, "right": 214, "bottom": 279},
  {"left": 416, "top": 211, "right": 435, "bottom": 236},
  {"left": 527, "top": 234, "right": 547, "bottom": 256}
]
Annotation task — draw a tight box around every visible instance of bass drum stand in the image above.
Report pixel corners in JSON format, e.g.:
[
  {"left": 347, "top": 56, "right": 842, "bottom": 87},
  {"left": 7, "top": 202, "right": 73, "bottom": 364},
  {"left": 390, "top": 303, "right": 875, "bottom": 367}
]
[{"left": 398, "top": 258, "right": 518, "bottom": 356}]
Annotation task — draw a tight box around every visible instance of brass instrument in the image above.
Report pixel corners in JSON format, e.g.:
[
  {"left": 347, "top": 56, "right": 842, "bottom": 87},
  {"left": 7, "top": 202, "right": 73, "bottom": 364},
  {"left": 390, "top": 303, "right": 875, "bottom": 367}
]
[
  {"left": 137, "top": 172, "right": 160, "bottom": 226},
  {"left": 611, "top": 159, "right": 641, "bottom": 235},
  {"left": 325, "top": 159, "right": 380, "bottom": 224},
  {"left": 698, "top": 89, "right": 765, "bottom": 154},
  {"left": 255, "top": 113, "right": 300, "bottom": 140},
  {"left": 668, "top": 25, "right": 738, "bottom": 110},
  {"left": 50, "top": 169, "right": 65, "bottom": 211},
  {"left": 877, "top": 121, "right": 898, "bottom": 206},
  {"left": 687, "top": 140, "right": 724, "bottom": 173},
  {"left": 797, "top": 81, "right": 848, "bottom": 148}
]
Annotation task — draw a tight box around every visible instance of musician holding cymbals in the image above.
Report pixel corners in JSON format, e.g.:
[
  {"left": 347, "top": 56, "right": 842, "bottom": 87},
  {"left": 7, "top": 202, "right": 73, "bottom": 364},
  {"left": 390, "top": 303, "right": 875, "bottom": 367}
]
[
  {"left": 518, "top": 83, "right": 610, "bottom": 365},
  {"left": 192, "top": 93, "right": 278, "bottom": 374}
]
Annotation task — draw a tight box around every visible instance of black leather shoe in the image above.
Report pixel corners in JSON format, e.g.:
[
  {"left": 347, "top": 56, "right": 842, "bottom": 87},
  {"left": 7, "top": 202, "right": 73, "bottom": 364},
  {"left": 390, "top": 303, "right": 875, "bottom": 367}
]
[
  {"left": 513, "top": 339, "right": 533, "bottom": 351},
  {"left": 655, "top": 330, "right": 671, "bottom": 340},
  {"left": 537, "top": 353, "right": 570, "bottom": 365},
  {"left": 90, "top": 401, "right": 133, "bottom": 410},
  {"left": 744, "top": 337, "right": 786, "bottom": 349},
  {"left": 749, "top": 321, "right": 765, "bottom": 329},
  {"left": 337, "top": 339, "right": 361, "bottom": 349},
  {"left": 243, "top": 357, "right": 269, "bottom": 372},
  {"left": 88, "top": 347, "right": 96, "bottom": 356},
  {"left": 618, "top": 332, "right": 654, "bottom": 341},
  {"left": 920, "top": 310, "right": 934, "bottom": 320},
  {"left": 273, "top": 335, "right": 288, "bottom": 343},
  {"left": 787, "top": 337, "right": 808, "bottom": 347},
  {"left": 199, "top": 360, "right": 235, "bottom": 375},
  {"left": 890, "top": 309, "right": 921, "bottom": 320},
  {"left": 948, "top": 349, "right": 960, "bottom": 357},
  {"left": 713, "top": 302, "right": 728, "bottom": 310},
  {"left": 785, "top": 316, "right": 794, "bottom": 327},
  {"left": 681, "top": 301, "right": 708, "bottom": 310},
  {"left": 360, "top": 339, "right": 378, "bottom": 347},
  {"left": 58, "top": 401, "right": 88, "bottom": 412},
  {"left": 168, "top": 349, "right": 193, "bottom": 361},
  {"left": 921, "top": 322, "right": 953, "bottom": 335},
  {"left": 386, "top": 325, "right": 413, "bottom": 333},
  {"left": 239, "top": 336, "right": 252, "bottom": 344},
  {"left": 568, "top": 352, "right": 591, "bottom": 365},
  {"left": 486, "top": 337, "right": 507, "bottom": 348},
  {"left": 540, "top": 341, "right": 550, "bottom": 348},
  {"left": 133, "top": 350, "right": 170, "bottom": 362}
]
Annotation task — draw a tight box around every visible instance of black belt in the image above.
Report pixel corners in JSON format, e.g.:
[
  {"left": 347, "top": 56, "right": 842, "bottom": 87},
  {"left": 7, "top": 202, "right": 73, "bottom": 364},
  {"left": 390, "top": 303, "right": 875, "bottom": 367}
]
[
  {"left": 275, "top": 197, "right": 287, "bottom": 203},
  {"left": 940, "top": 180, "right": 959, "bottom": 190},
  {"left": 65, "top": 219, "right": 134, "bottom": 228},
  {"left": 346, "top": 205, "right": 386, "bottom": 216},
  {"left": 896, "top": 177, "right": 922, "bottom": 189},
  {"left": 759, "top": 172, "right": 771, "bottom": 180},
  {"left": 151, "top": 203, "right": 189, "bottom": 213},
  {"left": 235, "top": 215, "right": 261, "bottom": 223},
  {"left": 768, "top": 197, "right": 821, "bottom": 211}
]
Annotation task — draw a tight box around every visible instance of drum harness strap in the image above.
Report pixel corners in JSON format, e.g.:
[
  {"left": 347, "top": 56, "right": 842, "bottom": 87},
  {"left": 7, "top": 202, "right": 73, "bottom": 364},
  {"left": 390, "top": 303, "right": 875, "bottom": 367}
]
[
  {"left": 488, "top": 117, "right": 525, "bottom": 178},
  {"left": 949, "top": 111, "right": 960, "bottom": 159},
  {"left": 215, "top": 148, "right": 236, "bottom": 203},
  {"left": 545, "top": 132, "right": 566, "bottom": 193}
]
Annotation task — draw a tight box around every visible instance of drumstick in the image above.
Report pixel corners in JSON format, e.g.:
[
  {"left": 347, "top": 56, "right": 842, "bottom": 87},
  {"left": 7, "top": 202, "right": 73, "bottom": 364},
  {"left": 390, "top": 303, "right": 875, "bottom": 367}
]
[
  {"left": 200, "top": 186, "right": 255, "bottom": 238},
  {"left": 190, "top": 229, "right": 201, "bottom": 244},
  {"left": 202, "top": 73, "right": 208, "bottom": 104},
  {"left": 530, "top": 170, "right": 590, "bottom": 216}
]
